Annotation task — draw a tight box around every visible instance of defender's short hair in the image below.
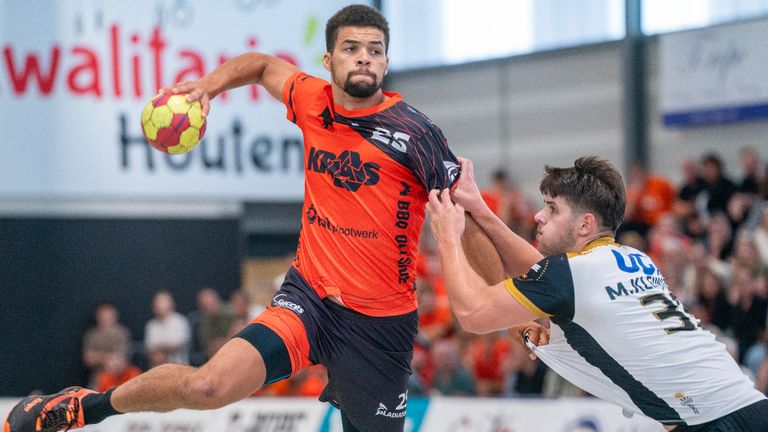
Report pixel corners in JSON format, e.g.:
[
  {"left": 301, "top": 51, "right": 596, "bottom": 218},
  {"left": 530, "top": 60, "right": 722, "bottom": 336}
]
[{"left": 539, "top": 156, "right": 626, "bottom": 232}]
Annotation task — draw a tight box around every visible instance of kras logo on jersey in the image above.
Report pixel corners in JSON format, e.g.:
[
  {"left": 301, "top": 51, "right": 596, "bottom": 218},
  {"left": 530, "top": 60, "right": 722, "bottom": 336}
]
[{"left": 307, "top": 147, "right": 381, "bottom": 192}]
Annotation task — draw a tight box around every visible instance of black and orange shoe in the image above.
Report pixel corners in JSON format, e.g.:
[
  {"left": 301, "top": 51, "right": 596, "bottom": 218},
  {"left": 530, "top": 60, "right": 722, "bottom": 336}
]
[{"left": 4, "top": 387, "right": 95, "bottom": 432}]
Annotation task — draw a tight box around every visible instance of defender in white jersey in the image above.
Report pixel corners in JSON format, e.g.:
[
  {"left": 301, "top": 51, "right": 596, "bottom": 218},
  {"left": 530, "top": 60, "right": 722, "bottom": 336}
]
[{"left": 427, "top": 156, "right": 768, "bottom": 431}]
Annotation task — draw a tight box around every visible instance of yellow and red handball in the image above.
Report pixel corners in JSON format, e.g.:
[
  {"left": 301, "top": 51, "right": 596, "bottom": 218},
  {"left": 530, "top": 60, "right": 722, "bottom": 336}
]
[{"left": 140, "top": 91, "right": 206, "bottom": 154}]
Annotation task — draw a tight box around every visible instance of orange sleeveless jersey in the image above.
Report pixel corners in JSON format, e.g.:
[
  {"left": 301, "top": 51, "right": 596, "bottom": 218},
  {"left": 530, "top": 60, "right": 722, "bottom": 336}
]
[{"left": 283, "top": 72, "right": 459, "bottom": 317}]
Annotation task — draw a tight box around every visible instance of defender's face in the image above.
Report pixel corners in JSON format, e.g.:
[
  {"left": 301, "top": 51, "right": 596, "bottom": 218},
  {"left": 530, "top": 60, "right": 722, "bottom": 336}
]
[
  {"left": 534, "top": 194, "right": 578, "bottom": 256},
  {"left": 324, "top": 26, "right": 388, "bottom": 99}
]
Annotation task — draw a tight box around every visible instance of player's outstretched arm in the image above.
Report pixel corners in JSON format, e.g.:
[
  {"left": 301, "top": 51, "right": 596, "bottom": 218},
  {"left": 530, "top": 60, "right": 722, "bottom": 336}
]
[
  {"left": 428, "top": 189, "right": 537, "bottom": 334},
  {"left": 462, "top": 214, "right": 506, "bottom": 285},
  {"left": 169, "top": 52, "right": 300, "bottom": 117},
  {"left": 451, "top": 157, "right": 542, "bottom": 277}
]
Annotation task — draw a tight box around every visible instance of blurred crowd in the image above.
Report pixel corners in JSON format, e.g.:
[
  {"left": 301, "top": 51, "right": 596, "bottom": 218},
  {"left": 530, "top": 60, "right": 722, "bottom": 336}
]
[{"left": 80, "top": 147, "right": 768, "bottom": 400}]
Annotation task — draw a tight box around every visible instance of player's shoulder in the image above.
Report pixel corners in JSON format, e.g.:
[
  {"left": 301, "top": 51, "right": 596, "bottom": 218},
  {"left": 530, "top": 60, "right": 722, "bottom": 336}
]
[
  {"left": 395, "top": 99, "right": 440, "bottom": 130},
  {"left": 377, "top": 99, "right": 447, "bottom": 152},
  {"left": 565, "top": 238, "right": 623, "bottom": 269},
  {"left": 518, "top": 253, "right": 572, "bottom": 282},
  {"left": 288, "top": 72, "right": 329, "bottom": 93}
]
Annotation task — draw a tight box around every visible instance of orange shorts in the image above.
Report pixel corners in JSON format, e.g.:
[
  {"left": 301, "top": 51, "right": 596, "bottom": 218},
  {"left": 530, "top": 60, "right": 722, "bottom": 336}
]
[{"left": 250, "top": 305, "right": 312, "bottom": 377}]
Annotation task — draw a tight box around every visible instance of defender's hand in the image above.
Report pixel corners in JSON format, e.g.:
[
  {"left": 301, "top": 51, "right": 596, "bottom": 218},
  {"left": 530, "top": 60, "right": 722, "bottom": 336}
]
[
  {"left": 450, "top": 157, "right": 490, "bottom": 217},
  {"left": 428, "top": 188, "right": 466, "bottom": 247}
]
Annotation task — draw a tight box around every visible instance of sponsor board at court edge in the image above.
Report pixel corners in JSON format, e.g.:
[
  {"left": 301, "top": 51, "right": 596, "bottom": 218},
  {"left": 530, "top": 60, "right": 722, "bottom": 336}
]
[
  {"left": 78, "top": 398, "right": 327, "bottom": 432},
  {"left": 0, "top": 397, "right": 666, "bottom": 431},
  {"left": 0, "top": 0, "right": 369, "bottom": 201}
]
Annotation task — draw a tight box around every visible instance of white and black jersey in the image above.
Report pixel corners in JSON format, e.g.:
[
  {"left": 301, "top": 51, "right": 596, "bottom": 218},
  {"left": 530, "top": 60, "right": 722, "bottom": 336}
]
[{"left": 506, "top": 237, "right": 766, "bottom": 427}]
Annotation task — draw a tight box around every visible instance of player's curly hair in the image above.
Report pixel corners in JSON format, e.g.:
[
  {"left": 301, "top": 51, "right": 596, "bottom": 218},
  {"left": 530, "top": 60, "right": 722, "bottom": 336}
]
[
  {"left": 539, "top": 155, "right": 626, "bottom": 232},
  {"left": 326, "top": 4, "right": 389, "bottom": 54}
]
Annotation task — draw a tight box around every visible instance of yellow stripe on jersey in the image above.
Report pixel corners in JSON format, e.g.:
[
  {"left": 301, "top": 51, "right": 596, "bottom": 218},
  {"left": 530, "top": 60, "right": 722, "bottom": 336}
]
[{"left": 503, "top": 279, "right": 551, "bottom": 318}]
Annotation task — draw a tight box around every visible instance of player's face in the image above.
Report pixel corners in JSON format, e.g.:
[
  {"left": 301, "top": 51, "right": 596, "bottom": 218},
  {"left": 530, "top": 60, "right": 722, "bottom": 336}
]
[
  {"left": 324, "top": 26, "right": 388, "bottom": 99},
  {"left": 534, "top": 194, "right": 578, "bottom": 256}
]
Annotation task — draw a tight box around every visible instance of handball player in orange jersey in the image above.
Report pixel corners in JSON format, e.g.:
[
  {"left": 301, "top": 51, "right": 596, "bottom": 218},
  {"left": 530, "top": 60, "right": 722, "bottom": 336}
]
[{"left": 5, "top": 5, "right": 502, "bottom": 432}]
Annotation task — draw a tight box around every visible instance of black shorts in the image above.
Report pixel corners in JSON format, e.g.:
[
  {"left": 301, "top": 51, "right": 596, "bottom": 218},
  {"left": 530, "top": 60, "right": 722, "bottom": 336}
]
[
  {"left": 237, "top": 267, "right": 418, "bottom": 432},
  {"left": 672, "top": 399, "right": 768, "bottom": 432}
]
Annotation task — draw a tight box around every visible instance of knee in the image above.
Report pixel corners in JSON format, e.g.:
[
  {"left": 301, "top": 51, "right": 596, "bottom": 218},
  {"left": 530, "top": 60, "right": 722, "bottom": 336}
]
[{"left": 182, "top": 371, "right": 229, "bottom": 410}]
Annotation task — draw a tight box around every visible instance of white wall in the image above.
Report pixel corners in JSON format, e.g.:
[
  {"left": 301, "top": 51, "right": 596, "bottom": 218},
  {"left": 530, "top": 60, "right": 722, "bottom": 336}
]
[
  {"left": 389, "top": 43, "right": 624, "bottom": 200},
  {"left": 390, "top": 37, "right": 768, "bottom": 199}
]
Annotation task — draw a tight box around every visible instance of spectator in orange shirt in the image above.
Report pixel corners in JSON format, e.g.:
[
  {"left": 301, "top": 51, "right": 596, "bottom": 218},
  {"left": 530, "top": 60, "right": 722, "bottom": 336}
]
[
  {"left": 480, "top": 169, "right": 506, "bottom": 217},
  {"left": 468, "top": 331, "right": 512, "bottom": 396},
  {"left": 416, "top": 280, "right": 453, "bottom": 343},
  {"left": 95, "top": 352, "right": 141, "bottom": 393},
  {"left": 624, "top": 162, "right": 676, "bottom": 236},
  {"left": 480, "top": 169, "right": 536, "bottom": 240}
]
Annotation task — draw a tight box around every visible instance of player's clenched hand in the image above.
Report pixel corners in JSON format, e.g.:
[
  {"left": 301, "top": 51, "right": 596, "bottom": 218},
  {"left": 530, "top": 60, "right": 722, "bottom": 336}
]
[
  {"left": 509, "top": 321, "right": 550, "bottom": 360},
  {"left": 450, "top": 157, "right": 489, "bottom": 217},
  {"left": 428, "top": 188, "right": 466, "bottom": 246},
  {"left": 166, "top": 80, "right": 213, "bottom": 117}
]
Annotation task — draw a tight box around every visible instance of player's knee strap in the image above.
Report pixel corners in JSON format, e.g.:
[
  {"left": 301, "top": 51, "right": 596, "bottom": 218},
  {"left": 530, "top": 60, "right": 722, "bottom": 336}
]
[{"left": 234, "top": 323, "right": 291, "bottom": 384}]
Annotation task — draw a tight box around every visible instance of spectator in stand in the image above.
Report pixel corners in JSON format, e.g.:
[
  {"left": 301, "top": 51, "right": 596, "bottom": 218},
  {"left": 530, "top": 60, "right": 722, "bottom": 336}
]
[
  {"left": 646, "top": 213, "right": 690, "bottom": 292},
  {"left": 623, "top": 162, "right": 676, "bottom": 237},
  {"left": 763, "top": 162, "right": 768, "bottom": 201},
  {"left": 727, "top": 266, "right": 768, "bottom": 364},
  {"left": 228, "top": 289, "right": 256, "bottom": 322},
  {"left": 705, "top": 213, "right": 735, "bottom": 265},
  {"left": 225, "top": 289, "right": 259, "bottom": 344},
  {"left": 468, "top": 331, "right": 511, "bottom": 396},
  {"left": 501, "top": 347, "right": 546, "bottom": 398},
  {"left": 744, "top": 329, "right": 768, "bottom": 380},
  {"left": 82, "top": 302, "right": 132, "bottom": 388},
  {"left": 691, "top": 269, "right": 732, "bottom": 332},
  {"left": 94, "top": 351, "right": 142, "bottom": 393},
  {"left": 480, "top": 169, "right": 513, "bottom": 224},
  {"left": 416, "top": 280, "right": 453, "bottom": 344},
  {"left": 144, "top": 291, "right": 191, "bottom": 367},
  {"left": 700, "top": 153, "right": 738, "bottom": 219},
  {"left": 408, "top": 345, "right": 431, "bottom": 396},
  {"left": 738, "top": 147, "right": 765, "bottom": 196},
  {"left": 430, "top": 338, "right": 475, "bottom": 396},
  {"left": 190, "top": 288, "right": 235, "bottom": 362},
  {"left": 675, "top": 158, "right": 706, "bottom": 218},
  {"left": 480, "top": 169, "right": 536, "bottom": 240},
  {"left": 754, "top": 207, "right": 768, "bottom": 267},
  {"left": 731, "top": 234, "right": 766, "bottom": 276}
]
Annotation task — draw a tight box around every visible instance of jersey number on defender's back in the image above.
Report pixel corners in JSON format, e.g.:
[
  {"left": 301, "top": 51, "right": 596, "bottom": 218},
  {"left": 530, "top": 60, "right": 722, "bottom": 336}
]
[
  {"left": 639, "top": 293, "right": 698, "bottom": 334},
  {"left": 611, "top": 249, "right": 698, "bottom": 335}
]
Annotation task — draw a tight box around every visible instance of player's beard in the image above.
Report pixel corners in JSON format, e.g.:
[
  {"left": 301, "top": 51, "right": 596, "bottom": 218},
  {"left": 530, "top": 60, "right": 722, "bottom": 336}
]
[
  {"left": 343, "top": 72, "right": 382, "bottom": 98},
  {"left": 537, "top": 225, "right": 576, "bottom": 256}
]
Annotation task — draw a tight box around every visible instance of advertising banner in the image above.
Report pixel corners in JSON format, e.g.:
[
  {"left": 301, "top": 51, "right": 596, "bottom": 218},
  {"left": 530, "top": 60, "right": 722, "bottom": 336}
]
[
  {"left": 0, "top": 0, "right": 365, "bottom": 201},
  {"left": 659, "top": 18, "right": 768, "bottom": 127},
  {"left": 421, "top": 397, "right": 664, "bottom": 432},
  {"left": 0, "top": 397, "right": 668, "bottom": 432}
]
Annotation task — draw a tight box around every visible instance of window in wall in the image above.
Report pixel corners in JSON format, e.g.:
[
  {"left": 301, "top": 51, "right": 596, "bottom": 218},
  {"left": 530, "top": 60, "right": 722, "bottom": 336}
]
[
  {"left": 383, "top": 0, "right": 625, "bottom": 71},
  {"left": 642, "top": 0, "right": 768, "bottom": 34}
]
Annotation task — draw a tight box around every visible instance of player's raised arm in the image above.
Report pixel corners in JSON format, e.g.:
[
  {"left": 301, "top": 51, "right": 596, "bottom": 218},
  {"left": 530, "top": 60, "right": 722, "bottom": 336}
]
[
  {"left": 169, "top": 52, "right": 299, "bottom": 117},
  {"left": 427, "top": 189, "right": 538, "bottom": 333},
  {"left": 462, "top": 214, "right": 506, "bottom": 285},
  {"left": 451, "top": 157, "right": 543, "bottom": 277}
]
